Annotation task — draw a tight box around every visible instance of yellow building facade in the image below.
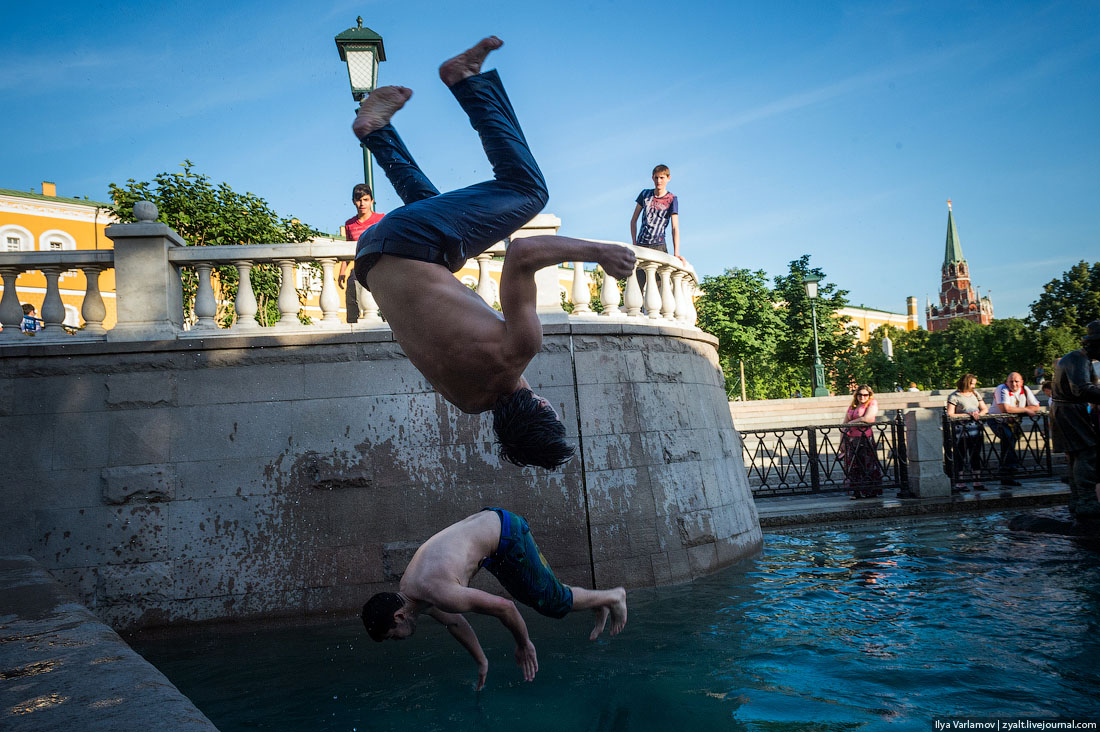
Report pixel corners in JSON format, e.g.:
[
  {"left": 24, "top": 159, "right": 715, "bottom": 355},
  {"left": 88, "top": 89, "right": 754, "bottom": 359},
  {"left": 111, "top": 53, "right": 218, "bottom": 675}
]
[
  {"left": 836, "top": 296, "right": 919, "bottom": 341},
  {"left": 0, "top": 183, "right": 118, "bottom": 329}
]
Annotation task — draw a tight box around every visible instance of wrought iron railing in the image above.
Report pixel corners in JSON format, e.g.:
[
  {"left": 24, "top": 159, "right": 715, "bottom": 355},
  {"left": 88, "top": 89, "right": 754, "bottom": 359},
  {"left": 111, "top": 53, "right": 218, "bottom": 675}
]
[
  {"left": 740, "top": 412, "right": 909, "bottom": 497},
  {"left": 941, "top": 411, "right": 1052, "bottom": 486}
]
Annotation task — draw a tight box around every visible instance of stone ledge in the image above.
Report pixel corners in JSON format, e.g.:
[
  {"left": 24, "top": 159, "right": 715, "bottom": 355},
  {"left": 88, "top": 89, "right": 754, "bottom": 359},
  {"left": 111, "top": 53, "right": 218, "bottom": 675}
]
[
  {"left": 0, "top": 555, "right": 218, "bottom": 732},
  {"left": 756, "top": 482, "right": 1071, "bottom": 529}
]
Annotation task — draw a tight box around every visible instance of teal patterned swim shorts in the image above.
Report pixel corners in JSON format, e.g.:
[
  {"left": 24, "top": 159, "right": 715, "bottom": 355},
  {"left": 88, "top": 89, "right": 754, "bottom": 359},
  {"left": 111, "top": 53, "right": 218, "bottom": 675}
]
[{"left": 479, "top": 507, "right": 574, "bottom": 619}]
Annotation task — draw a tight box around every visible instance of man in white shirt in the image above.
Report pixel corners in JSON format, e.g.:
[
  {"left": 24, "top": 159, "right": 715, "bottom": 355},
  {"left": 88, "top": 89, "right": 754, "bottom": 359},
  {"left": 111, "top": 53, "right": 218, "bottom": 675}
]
[{"left": 988, "top": 372, "right": 1041, "bottom": 486}]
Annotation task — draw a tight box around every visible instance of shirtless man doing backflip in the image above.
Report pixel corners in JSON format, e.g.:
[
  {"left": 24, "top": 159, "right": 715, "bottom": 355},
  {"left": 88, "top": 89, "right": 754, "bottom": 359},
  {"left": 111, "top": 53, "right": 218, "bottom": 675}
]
[
  {"left": 361, "top": 507, "right": 628, "bottom": 689},
  {"left": 350, "top": 36, "right": 636, "bottom": 470}
]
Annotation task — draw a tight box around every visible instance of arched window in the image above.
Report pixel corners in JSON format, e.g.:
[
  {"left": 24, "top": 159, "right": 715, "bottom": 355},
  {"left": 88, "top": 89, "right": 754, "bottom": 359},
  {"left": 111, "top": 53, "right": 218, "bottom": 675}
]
[
  {"left": 1, "top": 225, "right": 34, "bottom": 252},
  {"left": 38, "top": 229, "right": 77, "bottom": 251}
]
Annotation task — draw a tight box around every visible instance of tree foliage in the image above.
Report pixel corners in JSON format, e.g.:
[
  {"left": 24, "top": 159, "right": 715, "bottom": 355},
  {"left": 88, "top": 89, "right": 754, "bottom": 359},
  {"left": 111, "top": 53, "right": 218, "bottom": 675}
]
[
  {"left": 108, "top": 161, "right": 322, "bottom": 327},
  {"left": 1028, "top": 260, "right": 1100, "bottom": 331},
  {"left": 696, "top": 268, "right": 786, "bottom": 399},
  {"left": 698, "top": 259, "right": 1093, "bottom": 399},
  {"left": 696, "top": 256, "right": 853, "bottom": 399}
]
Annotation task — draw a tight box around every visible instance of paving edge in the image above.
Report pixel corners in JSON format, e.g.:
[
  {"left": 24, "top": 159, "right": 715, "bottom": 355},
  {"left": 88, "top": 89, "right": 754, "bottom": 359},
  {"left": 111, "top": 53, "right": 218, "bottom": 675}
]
[
  {"left": 758, "top": 490, "right": 1071, "bottom": 529},
  {"left": 0, "top": 555, "right": 220, "bottom": 732}
]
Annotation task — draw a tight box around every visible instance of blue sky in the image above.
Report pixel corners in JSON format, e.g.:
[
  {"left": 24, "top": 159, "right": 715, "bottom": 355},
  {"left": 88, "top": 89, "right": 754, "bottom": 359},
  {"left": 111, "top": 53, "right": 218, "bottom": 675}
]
[{"left": 3, "top": 1, "right": 1097, "bottom": 319}]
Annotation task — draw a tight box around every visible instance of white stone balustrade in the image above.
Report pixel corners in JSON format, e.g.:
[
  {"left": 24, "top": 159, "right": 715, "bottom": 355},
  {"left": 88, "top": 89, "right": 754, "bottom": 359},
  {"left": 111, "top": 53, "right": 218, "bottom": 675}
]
[
  {"left": 0, "top": 202, "right": 700, "bottom": 345},
  {"left": 0, "top": 250, "right": 113, "bottom": 342}
]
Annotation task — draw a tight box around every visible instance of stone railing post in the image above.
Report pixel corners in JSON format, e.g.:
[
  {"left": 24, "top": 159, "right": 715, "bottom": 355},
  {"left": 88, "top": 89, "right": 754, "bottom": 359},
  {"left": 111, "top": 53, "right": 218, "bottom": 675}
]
[
  {"left": 104, "top": 201, "right": 185, "bottom": 341},
  {"left": 672, "top": 271, "right": 688, "bottom": 322},
  {"left": 317, "top": 259, "right": 342, "bottom": 325},
  {"left": 643, "top": 262, "right": 661, "bottom": 318},
  {"left": 600, "top": 269, "right": 621, "bottom": 316},
  {"left": 571, "top": 263, "right": 592, "bottom": 315},
  {"left": 623, "top": 266, "right": 643, "bottom": 317},
  {"left": 659, "top": 266, "right": 675, "bottom": 319},
  {"left": 232, "top": 262, "right": 260, "bottom": 330},
  {"left": 192, "top": 262, "right": 218, "bottom": 330},
  {"left": 903, "top": 408, "right": 950, "bottom": 497},
  {"left": 476, "top": 253, "right": 494, "bottom": 305},
  {"left": 0, "top": 267, "right": 23, "bottom": 338},
  {"left": 274, "top": 259, "right": 300, "bottom": 328},
  {"left": 37, "top": 266, "right": 68, "bottom": 337},
  {"left": 79, "top": 265, "right": 107, "bottom": 335}
]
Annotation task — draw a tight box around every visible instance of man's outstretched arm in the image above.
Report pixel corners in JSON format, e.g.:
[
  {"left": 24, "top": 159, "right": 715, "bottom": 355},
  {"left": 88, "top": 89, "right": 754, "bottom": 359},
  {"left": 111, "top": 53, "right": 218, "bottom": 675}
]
[
  {"left": 426, "top": 607, "right": 489, "bottom": 690},
  {"left": 499, "top": 236, "right": 636, "bottom": 362},
  {"left": 430, "top": 584, "right": 539, "bottom": 683}
]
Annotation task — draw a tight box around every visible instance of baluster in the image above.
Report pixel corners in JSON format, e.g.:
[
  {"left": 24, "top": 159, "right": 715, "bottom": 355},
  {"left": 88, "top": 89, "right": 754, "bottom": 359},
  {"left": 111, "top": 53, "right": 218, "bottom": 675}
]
[
  {"left": 318, "top": 258, "right": 341, "bottom": 325},
  {"left": 0, "top": 267, "right": 23, "bottom": 338},
  {"left": 571, "top": 262, "right": 592, "bottom": 315},
  {"left": 659, "top": 266, "right": 675, "bottom": 319},
  {"left": 79, "top": 265, "right": 107, "bottom": 335},
  {"left": 193, "top": 262, "right": 218, "bottom": 329},
  {"left": 476, "top": 253, "right": 494, "bottom": 305},
  {"left": 38, "top": 265, "right": 67, "bottom": 336},
  {"left": 358, "top": 285, "right": 382, "bottom": 324},
  {"left": 643, "top": 262, "right": 661, "bottom": 318},
  {"left": 686, "top": 278, "right": 698, "bottom": 325},
  {"left": 672, "top": 271, "right": 688, "bottom": 322},
  {"left": 233, "top": 261, "right": 260, "bottom": 329},
  {"left": 275, "top": 259, "right": 300, "bottom": 328},
  {"left": 623, "top": 263, "right": 643, "bottom": 317},
  {"left": 599, "top": 268, "right": 621, "bottom": 316}
]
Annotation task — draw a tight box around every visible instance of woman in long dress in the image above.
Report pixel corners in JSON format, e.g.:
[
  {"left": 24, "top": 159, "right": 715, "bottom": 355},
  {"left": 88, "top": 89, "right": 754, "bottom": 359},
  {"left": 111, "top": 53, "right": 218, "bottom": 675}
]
[{"left": 842, "top": 385, "right": 882, "bottom": 499}]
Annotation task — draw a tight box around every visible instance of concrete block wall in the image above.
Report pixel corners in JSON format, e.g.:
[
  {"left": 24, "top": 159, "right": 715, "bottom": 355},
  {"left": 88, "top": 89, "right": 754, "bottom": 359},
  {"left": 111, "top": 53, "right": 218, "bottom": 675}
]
[{"left": 0, "top": 324, "right": 760, "bottom": 630}]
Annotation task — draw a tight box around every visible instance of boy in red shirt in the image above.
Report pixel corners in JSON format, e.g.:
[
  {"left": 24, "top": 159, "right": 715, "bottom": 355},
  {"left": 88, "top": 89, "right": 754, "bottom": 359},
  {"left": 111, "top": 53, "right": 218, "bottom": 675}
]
[{"left": 338, "top": 184, "right": 385, "bottom": 322}]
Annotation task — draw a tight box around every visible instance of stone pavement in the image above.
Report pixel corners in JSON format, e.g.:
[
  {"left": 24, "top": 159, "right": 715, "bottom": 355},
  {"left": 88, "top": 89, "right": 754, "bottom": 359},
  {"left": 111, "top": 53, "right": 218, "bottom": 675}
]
[{"left": 754, "top": 477, "right": 1071, "bottom": 528}]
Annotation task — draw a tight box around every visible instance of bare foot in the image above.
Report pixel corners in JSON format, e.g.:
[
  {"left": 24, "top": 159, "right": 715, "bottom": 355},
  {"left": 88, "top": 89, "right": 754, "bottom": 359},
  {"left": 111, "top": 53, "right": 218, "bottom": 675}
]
[
  {"left": 352, "top": 86, "right": 412, "bottom": 139},
  {"left": 589, "top": 607, "right": 609, "bottom": 641},
  {"left": 608, "top": 587, "right": 627, "bottom": 636},
  {"left": 439, "top": 36, "right": 503, "bottom": 86}
]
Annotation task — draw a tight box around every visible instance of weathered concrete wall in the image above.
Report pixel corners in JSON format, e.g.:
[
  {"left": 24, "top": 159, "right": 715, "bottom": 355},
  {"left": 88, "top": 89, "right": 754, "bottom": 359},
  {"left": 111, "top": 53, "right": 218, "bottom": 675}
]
[
  {"left": 0, "top": 555, "right": 219, "bottom": 731},
  {"left": 0, "top": 322, "right": 760, "bottom": 630}
]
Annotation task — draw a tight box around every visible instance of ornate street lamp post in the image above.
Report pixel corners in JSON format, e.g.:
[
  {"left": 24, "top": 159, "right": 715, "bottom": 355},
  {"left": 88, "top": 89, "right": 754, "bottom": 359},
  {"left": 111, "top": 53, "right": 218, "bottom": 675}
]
[
  {"left": 802, "top": 273, "right": 830, "bottom": 397},
  {"left": 335, "top": 17, "right": 386, "bottom": 191}
]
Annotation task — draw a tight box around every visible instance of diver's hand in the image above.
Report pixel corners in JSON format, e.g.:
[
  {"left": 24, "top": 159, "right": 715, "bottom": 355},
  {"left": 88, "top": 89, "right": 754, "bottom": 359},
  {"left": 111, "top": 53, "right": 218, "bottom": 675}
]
[{"left": 514, "top": 640, "right": 538, "bottom": 682}]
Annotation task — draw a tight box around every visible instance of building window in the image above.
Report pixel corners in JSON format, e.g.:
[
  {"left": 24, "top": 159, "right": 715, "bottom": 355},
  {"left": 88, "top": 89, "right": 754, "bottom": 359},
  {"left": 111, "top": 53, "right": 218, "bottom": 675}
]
[
  {"left": 0, "top": 225, "right": 33, "bottom": 251},
  {"left": 38, "top": 229, "right": 76, "bottom": 251}
]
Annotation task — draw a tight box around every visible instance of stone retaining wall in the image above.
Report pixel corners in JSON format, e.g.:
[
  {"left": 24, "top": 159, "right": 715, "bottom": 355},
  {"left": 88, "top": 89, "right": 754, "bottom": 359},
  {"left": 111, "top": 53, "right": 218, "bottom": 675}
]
[{"left": 0, "top": 323, "right": 760, "bottom": 630}]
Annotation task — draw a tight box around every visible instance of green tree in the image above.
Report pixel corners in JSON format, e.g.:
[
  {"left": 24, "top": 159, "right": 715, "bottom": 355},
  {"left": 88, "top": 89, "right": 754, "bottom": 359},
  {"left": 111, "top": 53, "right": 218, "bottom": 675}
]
[
  {"left": 696, "top": 268, "right": 787, "bottom": 399},
  {"left": 108, "top": 161, "right": 322, "bottom": 327},
  {"left": 1036, "top": 324, "right": 1080, "bottom": 371},
  {"left": 771, "top": 255, "right": 855, "bottom": 396},
  {"left": 1028, "top": 261, "right": 1100, "bottom": 331}
]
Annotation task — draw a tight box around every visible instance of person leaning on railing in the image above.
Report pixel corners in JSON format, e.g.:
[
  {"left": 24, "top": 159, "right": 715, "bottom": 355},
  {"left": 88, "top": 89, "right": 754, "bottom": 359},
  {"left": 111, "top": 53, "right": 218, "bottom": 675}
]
[
  {"left": 988, "top": 372, "right": 1041, "bottom": 487},
  {"left": 945, "top": 373, "right": 989, "bottom": 493},
  {"left": 840, "top": 385, "right": 882, "bottom": 499}
]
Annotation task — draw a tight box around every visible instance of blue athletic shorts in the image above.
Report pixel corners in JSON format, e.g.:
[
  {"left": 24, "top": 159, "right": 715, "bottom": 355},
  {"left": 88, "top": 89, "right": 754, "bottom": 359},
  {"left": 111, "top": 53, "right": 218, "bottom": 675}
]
[{"left": 479, "top": 507, "right": 573, "bottom": 619}]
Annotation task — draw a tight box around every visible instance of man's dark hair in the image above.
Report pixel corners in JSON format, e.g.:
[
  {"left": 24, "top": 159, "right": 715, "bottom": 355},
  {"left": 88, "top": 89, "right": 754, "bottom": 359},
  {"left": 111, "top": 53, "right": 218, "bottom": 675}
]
[
  {"left": 361, "top": 592, "right": 404, "bottom": 642},
  {"left": 352, "top": 183, "right": 373, "bottom": 202},
  {"left": 492, "top": 388, "right": 575, "bottom": 470}
]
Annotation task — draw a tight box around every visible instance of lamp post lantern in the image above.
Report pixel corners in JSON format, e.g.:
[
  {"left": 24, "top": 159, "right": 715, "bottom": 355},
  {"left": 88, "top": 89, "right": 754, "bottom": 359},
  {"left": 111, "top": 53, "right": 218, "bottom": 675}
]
[
  {"left": 802, "top": 273, "right": 830, "bottom": 397},
  {"left": 335, "top": 17, "right": 386, "bottom": 191}
]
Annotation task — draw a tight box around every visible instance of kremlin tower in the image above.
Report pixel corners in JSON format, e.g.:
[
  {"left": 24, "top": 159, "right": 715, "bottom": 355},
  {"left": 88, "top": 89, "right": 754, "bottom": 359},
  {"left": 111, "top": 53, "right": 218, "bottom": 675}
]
[{"left": 926, "top": 200, "right": 993, "bottom": 332}]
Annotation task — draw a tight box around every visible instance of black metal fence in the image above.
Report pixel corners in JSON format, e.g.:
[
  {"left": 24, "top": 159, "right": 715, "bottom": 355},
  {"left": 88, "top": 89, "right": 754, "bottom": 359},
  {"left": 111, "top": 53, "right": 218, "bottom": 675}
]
[
  {"left": 741, "top": 412, "right": 909, "bottom": 497},
  {"left": 941, "top": 411, "right": 1053, "bottom": 486}
]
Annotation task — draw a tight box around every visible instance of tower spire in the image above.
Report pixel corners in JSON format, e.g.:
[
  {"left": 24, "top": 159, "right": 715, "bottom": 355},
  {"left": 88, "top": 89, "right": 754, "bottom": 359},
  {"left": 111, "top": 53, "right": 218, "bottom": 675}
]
[{"left": 944, "top": 198, "right": 964, "bottom": 265}]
